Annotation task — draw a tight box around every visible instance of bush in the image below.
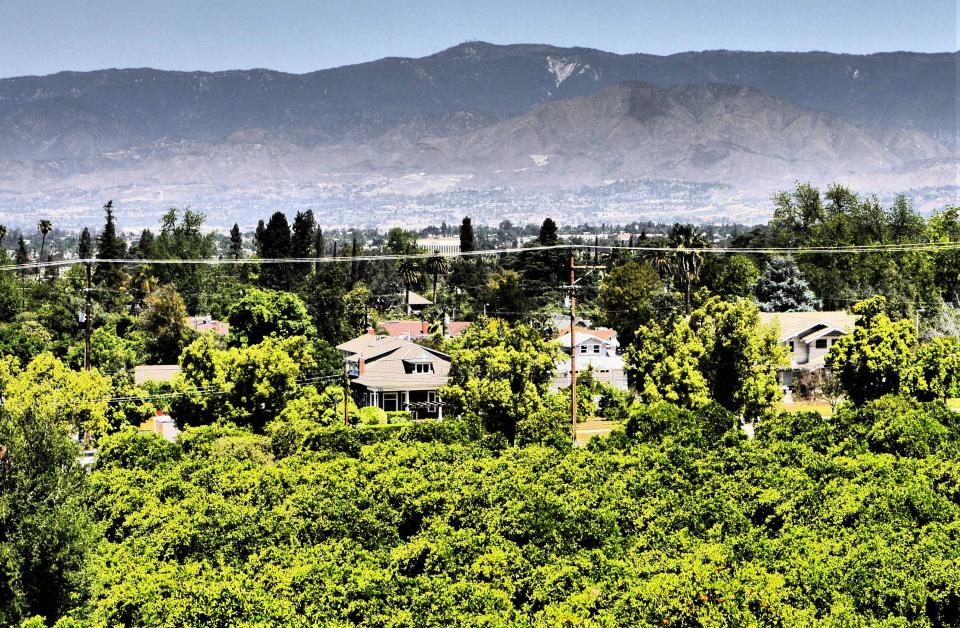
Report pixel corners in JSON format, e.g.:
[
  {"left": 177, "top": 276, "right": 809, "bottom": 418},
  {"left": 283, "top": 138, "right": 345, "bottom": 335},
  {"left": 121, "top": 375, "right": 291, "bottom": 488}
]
[
  {"left": 596, "top": 385, "right": 634, "bottom": 422},
  {"left": 359, "top": 406, "right": 388, "bottom": 426},
  {"left": 625, "top": 400, "right": 736, "bottom": 448},
  {"left": 400, "top": 419, "right": 478, "bottom": 445},
  {"left": 94, "top": 427, "right": 181, "bottom": 471},
  {"left": 386, "top": 411, "right": 412, "bottom": 424},
  {"left": 859, "top": 396, "right": 952, "bottom": 458}
]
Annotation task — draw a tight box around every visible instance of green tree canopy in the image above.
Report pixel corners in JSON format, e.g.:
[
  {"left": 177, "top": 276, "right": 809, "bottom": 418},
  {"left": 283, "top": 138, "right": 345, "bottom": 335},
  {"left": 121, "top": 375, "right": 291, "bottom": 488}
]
[
  {"left": 227, "top": 287, "right": 316, "bottom": 346},
  {"left": 137, "top": 284, "right": 194, "bottom": 364},
  {"left": 826, "top": 296, "right": 917, "bottom": 405},
  {"left": 440, "top": 318, "right": 561, "bottom": 443}
]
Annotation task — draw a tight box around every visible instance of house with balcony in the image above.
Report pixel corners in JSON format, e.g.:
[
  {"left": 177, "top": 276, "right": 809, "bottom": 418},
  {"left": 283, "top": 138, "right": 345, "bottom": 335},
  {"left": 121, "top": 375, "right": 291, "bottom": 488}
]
[{"left": 336, "top": 332, "right": 450, "bottom": 418}]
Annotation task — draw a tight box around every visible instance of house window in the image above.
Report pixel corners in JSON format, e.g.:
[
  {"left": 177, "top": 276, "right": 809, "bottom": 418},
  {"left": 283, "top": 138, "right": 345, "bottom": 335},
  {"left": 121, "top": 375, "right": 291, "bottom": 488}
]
[
  {"left": 382, "top": 393, "right": 398, "bottom": 412},
  {"left": 593, "top": 344, "right": 601, "bottom": 354},
  {"left": 815, "top": 339, "right": 828, "bottom": 349},
  {"left": 426, "top": 391, "right": 437, "bottom": 404},
  {"left": 788, "top": 341, "right": 795, "bottom": 352},
  {"left": 579, "top": 344, "right": 588, "bottom": 354}
]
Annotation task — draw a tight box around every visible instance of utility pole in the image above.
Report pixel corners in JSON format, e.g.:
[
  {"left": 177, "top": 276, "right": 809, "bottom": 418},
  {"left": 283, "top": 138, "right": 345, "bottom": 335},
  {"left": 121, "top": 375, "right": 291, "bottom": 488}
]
[
  {"left": 343, "top": 362, "right": 350, "bottom": 426},
  {"left": 83, "top": 261, "right": 92, "bottom": 371},
  {"left": 566, "top": 253, "right": 607, "bottom": 447},
  {"left": 569, "top": 252, "right": 577, "bottom": 445}
]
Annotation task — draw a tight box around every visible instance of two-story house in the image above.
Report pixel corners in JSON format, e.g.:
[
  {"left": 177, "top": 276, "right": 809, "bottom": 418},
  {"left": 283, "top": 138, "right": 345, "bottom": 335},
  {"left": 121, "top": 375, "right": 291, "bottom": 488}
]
[
  {"left": 758, "top": 311, "right": 856, "bottom": 387},
  {"left": 552, "top": 327, "right": 628, "bottom": 391},
  {"left": 336, "top": 332, "right": 450, "bottom": 418}
]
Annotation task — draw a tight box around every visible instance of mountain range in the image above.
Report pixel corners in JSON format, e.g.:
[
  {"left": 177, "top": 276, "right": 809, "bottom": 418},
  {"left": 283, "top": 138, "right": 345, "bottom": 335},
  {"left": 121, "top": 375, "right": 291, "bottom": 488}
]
[{"left": 0, "top": 42, "right": 956, "bottom": 225}]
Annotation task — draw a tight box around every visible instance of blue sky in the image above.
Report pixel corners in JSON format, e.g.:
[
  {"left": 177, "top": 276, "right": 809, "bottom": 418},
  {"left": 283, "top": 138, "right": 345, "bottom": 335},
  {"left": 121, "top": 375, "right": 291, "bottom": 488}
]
[{"left": 2, "top": 0, "right": 957, "bottom": 77}]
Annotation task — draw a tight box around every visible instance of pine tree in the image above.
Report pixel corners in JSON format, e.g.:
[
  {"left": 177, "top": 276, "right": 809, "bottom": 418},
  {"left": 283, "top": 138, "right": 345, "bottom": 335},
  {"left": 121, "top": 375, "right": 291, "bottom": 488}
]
[
  {"left": 94, "top": 201, "right": 128, "bottom": 291},
  {"left": 755, "top": 256, "right": 821, "bottom": 312},
  {"left": 538, "top": 217, "right": 559, "bottom": 246},
  {"left": 290, "top": 210, "right": 316, "bottom": 258},
  {"left": 130, "top": 229, "right": 154, "bottom": 259}
]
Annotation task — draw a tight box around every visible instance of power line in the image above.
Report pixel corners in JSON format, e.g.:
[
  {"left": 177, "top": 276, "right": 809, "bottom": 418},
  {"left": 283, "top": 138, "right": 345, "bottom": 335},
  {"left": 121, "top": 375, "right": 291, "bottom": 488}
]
[{"left": 7, "top": 240, "right": 960, "bottom": 273}]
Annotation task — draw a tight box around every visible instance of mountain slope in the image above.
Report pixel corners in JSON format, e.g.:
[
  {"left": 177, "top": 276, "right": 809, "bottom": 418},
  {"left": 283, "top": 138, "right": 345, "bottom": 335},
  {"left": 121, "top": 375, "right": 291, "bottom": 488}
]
[
  {"left": 0, "top": 43, "right": 956, "bottom": 161},
  {"left": 396, "top": 82, "right": 951, "bottom": 189}
]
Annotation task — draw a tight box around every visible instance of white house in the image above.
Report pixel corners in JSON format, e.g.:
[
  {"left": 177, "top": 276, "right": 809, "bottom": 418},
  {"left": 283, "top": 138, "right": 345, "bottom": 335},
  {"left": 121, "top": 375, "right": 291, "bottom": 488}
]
[
  {"left": 552, "top": 327, "right": 628, "bottom": 391},
  {"left": 759, "top": 311, "right": 857, "bottom": 387}
]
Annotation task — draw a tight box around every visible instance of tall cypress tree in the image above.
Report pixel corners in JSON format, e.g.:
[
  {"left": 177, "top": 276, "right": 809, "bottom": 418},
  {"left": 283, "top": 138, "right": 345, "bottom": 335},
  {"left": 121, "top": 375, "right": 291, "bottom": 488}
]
[
  {"left": 15, "top": 236, "right": 28, "bottom": 266},
  {"left": 259, "top": 212, "right": 291, "bottom": 290},
  {"left": 78, "top": 227, "right": 92, "bottom": 259},
  {"left": 254, "top": 220, "right": 266, "bottom": 256},
  {"left": 314, "top": 227, "right": 325, "bottom": 258},
  {"left": 459, "top": 217, "right": 475, "bottom": 253},
  {"left": 229, "top": 224, "right": 243, "bottom": 259}
]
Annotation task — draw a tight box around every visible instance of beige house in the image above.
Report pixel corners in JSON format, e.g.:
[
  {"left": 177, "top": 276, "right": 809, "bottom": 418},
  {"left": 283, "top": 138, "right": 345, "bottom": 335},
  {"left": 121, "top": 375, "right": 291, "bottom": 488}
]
[
  {"left": 336, "top": 333, "right": 450, "bottom": 418},
  {"left": 759, "top": 311, "right": 857, "bottom": 387}
]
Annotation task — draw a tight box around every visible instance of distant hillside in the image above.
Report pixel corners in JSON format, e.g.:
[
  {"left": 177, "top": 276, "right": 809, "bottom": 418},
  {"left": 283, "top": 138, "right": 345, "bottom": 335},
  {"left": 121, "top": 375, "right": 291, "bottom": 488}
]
[
  {"left": 0, "top": 43, "right": 955, "bottom": 160},
  {"left": 0, "top": 42, "right": 955, "bottom": 224},
  {"left": 398, "top": 82, "right": 950, "bottom": 189}
]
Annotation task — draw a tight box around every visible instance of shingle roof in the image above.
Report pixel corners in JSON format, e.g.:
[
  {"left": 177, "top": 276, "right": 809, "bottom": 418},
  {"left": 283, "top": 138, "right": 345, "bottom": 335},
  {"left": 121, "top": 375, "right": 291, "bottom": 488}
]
[
  {"left": 380, "top": 320, "right": 472, "bottom": 338},
  {"left": 134, "top": 365, "right": 181, "bottom": 385},
  {"left": 352, "top": 343, "right": 451, "bottom": 391},
  {"left": 337, "top": 334, "right": 409, "bottom": 358},
  {"left": 759, "top": 311, "right": 856, "bottom": 343},
  {"left": 405, "top": 291, "right": 433, "bottom": 306}
]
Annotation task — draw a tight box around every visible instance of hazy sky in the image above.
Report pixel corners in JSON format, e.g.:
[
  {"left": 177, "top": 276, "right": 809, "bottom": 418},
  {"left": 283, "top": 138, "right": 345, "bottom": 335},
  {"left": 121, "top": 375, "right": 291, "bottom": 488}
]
[{"left": 2, "top": 0, "right": 957, "bottom": 77}]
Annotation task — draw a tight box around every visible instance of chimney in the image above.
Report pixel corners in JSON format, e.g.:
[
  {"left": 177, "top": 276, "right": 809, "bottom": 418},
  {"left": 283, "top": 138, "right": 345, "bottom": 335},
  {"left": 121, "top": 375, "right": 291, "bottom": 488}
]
[
  {"left": 422, "top": 320, "right": 429, "bottom": 336},
  {"left": 358, "top": 357, "right": 366, "bottom": 375},
  {"left": 366, "top": 327, "right": 376, "bottom": 335}
]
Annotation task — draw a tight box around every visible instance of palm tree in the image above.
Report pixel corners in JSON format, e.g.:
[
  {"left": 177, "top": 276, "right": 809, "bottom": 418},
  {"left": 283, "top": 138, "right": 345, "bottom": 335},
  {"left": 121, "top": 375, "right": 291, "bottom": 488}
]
[
  {"left": 37, "top": 220, "right": 53, "bottom": 276},
  {"left": 425, "top": 250, "right": 450, "bottom": 305},
  {"left": 396, "top": 258, "right": 421, "bottom": 314},
  {"left": 669, "top": 224, "right": 707, "bottom": 315}
]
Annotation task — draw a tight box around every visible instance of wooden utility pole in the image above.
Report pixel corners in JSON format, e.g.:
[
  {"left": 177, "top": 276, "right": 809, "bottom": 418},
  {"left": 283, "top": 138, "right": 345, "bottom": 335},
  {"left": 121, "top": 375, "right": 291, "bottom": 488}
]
[
  {"left": 343, "top": 363, "right": 350, "bottom": 426},
  {"left": 83, "top": 261, "right": 92, "bottom": 371},
  {"left": 569, "top": 253, "right": 577, "bottom": 445}
]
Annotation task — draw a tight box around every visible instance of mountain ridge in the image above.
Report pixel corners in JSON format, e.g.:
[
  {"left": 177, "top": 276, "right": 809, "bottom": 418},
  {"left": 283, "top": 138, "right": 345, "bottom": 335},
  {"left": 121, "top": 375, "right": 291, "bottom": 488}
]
[{"left": 0, "top": 42, "right": 955, "bottom": 224}]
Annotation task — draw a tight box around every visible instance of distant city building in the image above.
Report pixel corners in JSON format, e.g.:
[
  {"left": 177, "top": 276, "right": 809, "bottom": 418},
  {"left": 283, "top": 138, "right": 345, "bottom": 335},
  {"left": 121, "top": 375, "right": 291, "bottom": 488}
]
[{"left": 417, "top": 237, "right": 461, "bottom": 254}]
